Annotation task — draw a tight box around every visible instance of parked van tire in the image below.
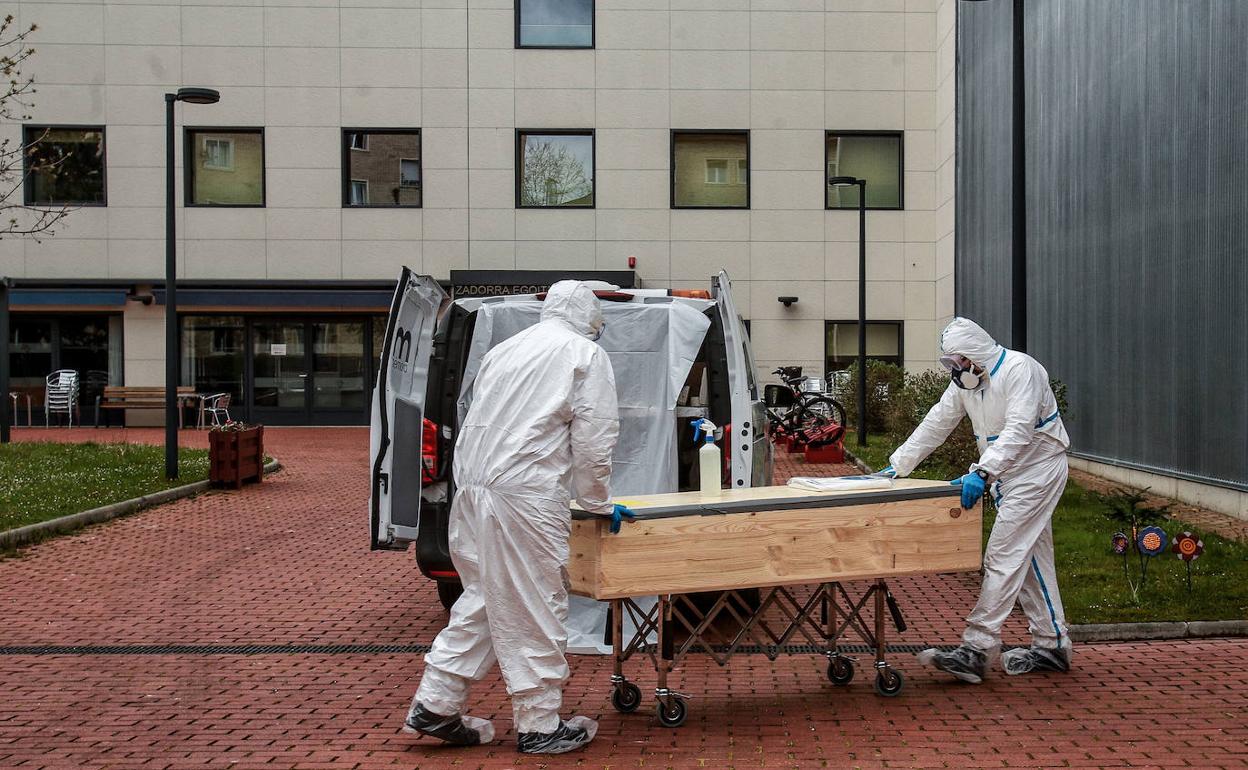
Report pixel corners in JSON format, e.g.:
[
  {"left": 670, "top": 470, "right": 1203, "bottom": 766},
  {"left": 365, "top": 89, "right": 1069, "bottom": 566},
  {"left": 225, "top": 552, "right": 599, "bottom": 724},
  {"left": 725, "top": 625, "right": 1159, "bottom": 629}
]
[{"left": 437, "top": 580, "right": 464, "bottom": 611}]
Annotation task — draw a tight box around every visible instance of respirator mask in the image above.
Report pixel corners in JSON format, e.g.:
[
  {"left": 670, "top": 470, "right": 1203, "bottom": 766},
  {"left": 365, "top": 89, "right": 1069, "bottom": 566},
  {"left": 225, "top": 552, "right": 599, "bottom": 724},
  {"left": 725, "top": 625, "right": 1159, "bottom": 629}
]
[
  {"left": 591, "top": 321, "right": 607, "bottom": 342},
  {"left": 943, "top": 355, "right": 986, "bottom": 391}
]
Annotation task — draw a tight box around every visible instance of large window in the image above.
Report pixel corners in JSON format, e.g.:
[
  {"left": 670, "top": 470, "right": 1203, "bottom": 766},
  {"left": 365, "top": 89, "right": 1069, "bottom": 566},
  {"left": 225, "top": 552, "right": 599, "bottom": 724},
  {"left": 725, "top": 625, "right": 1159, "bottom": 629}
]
[
  {"left": 516, "top": 130, "right": 594, "bottom": 208},
  {"left": 23, "top": 126, "right": 106, "bottom": 206},
  {"left": 181, "top": 316, "right": 246, "bottom": 409},
  {"left": 672, "top": 131, "right": 749, "bottom": 209},
  {"left": 342, "top": 129, "right": 422, "bottom": 208},
  {"left": 517, "top": 0, "right": 594, "bottom": 48},
  {"left": 825, "top": 132, "right": 903, "bottom": 210},
  {"left": 8, "top": 314, "right": 122, "bottom": 404},
  {"left": 186, "top": 128, "right": 265, "bottom": 206},
  {"left": 825, "top": 321, "right": 903, "bottom": 372}
]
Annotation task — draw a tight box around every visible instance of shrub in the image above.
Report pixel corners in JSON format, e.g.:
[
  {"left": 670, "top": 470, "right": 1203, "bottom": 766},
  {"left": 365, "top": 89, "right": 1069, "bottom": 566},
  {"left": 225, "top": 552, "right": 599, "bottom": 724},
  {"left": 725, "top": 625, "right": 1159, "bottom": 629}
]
[
  {"left": 833, "top": 358, "right": 1072, "bottom": 481},
  {"left": 828, "top": 360, "right": 906, "bottom": 435},
  {"left": 883, "top": 368, "right": 978, "bottom": 479}
]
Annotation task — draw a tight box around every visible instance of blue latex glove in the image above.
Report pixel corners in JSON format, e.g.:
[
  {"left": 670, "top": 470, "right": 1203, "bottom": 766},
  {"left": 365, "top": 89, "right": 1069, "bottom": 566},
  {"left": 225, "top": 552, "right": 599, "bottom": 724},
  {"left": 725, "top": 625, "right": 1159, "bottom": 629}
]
[
  {"left": 609, "top": 503, "right": 636, "bottom": 534},
  {"left": 951, "top": 473, "right": 986, "bottom": 509},
  {"left": 876, "top": 465, "right": 898, "bottom": 479}
]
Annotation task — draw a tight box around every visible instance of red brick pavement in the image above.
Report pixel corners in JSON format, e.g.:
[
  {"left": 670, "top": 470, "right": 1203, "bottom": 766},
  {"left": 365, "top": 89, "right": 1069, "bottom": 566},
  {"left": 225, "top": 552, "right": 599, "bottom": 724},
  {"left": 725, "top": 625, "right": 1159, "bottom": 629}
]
[{"left": 1, "top": 428, "right": 1245, "bottom": 769}]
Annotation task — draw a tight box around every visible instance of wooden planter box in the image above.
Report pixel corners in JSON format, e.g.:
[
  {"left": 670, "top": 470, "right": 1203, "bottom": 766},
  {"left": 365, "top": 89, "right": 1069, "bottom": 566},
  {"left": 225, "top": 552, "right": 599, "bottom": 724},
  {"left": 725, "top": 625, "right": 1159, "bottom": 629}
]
[{"left": 209, "top": 425, "right": 265, "bottom": 489}]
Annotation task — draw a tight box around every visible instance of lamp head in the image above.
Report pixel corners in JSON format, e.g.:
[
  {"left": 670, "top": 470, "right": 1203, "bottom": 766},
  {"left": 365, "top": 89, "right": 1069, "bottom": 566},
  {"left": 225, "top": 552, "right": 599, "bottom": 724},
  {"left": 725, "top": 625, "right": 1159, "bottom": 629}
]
[
  {"left": 174, "top": 87, "right": 221, "bottom": 105},
  {"left": 829, "top": 176, "right": 862, "bottom": 187},
  {"left": 778, "top": 296, "right": 799, "bottom": 308}
]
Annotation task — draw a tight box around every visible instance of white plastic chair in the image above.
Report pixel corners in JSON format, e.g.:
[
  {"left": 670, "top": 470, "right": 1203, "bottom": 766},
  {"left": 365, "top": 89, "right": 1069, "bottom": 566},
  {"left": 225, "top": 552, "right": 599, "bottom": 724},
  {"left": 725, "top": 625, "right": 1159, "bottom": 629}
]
[
  {"left": 45, "top": 370, "right": 80, "bottom": 427},
  {"left": 202, "top": 392, "right": 232, "bottom": 427}
]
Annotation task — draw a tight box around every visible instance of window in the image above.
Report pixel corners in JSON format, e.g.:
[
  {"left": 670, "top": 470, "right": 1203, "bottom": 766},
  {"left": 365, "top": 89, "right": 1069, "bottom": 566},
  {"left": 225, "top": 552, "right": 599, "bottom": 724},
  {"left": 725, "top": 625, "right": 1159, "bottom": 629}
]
[
  {"left": 8, "top": 314, "right": 122, "bottom": 398},
  {"left": 23, "top": 126, "right": 106, "bottom": 206},
  {"left": 517, "top": 130, "right": 594, "bottom": 208},
  {"left": 517, "top": 0, "right": 594, "bottom": 48},
  {"left": 342, "top": 129, "right": 422, "bottom": 207},
  {"left": 825, "top": 321, "right": 904, "bottom": 372},
  {"left": 181, "top": 316, "right": 246, "bottom": 410},
  {"left": 202, "top": 137, "right": 234, "bottom": 171},
  {"left": 399, "top": 159, "right": 421, "bottom": 188},
  {"left": 672, "top": 131, "right": 749, "bottom": 209},
  {"left": 186, "top": 129, "right": 264, "bottom": 206},
  {"left": 705, "top": 160, "right": 728, "bottom": 184},
  {"left": 825, "top": 132, "right": 903, "bottom": 210}
]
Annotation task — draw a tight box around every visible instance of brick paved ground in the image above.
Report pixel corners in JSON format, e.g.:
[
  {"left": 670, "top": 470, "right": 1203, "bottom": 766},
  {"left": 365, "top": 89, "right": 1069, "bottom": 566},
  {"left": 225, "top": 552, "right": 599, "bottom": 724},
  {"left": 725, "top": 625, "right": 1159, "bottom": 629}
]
[{"left": 1, "top": 428, "right": 1245, "bottom": 770}]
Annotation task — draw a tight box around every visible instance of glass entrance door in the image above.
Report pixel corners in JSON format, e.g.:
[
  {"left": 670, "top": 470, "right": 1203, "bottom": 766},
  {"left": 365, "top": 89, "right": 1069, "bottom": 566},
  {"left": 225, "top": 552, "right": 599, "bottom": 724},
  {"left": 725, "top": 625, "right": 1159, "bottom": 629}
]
[
  {"left": 310, "top": 320, "right": 367, "bottom": 423},
  {"left": 251, "top": 320, "right": 309, "bottom": 423},
  {"left": 245, "top": 317, "right": 374, "bottom": 425}
]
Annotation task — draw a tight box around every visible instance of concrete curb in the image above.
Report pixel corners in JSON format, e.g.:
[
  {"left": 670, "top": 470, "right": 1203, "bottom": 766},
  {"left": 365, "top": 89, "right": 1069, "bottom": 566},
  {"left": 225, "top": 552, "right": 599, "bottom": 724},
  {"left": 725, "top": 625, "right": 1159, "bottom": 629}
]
[
  {"left": 1070, "top": 620, "right": 1248, "bottom": 643},
  {"left": 0, "top": 460, "right": 281, "bottom": 550},
  {"left": 838, "top": 447, "right": 1248, "bottom": 644},
  {"left": 841, "top": 446, "right": 875, "bottom": 475}
]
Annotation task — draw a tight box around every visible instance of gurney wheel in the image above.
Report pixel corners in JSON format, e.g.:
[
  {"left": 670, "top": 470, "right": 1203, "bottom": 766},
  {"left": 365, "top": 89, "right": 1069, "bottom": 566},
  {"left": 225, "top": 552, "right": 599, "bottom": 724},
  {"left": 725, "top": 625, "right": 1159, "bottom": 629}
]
[
  {"left": 827, "top": 657, "right": 855, "bottom": 686},
  {"left": 611, "top": 682, "right": 642, "bottom": 713},
  {"left": 657, "top": 698, "right": 687, "bottom": 728},
  {"left": 874, "top": 668, "right": 904, "bottom": 697}
]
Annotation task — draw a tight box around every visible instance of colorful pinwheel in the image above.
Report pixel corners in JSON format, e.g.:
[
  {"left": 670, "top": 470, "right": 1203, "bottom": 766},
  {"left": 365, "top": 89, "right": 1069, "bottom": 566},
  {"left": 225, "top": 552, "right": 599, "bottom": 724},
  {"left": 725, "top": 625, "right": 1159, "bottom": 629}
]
[
  {"left": 1171, "top": 531, "right": 1204, "bottom": 592},
  {"left": 1172, "top": 532, "right": 1204, "bottom": 562},
  {"left": 1137, "top": 526, "right": 1167, "bottom": 556}
]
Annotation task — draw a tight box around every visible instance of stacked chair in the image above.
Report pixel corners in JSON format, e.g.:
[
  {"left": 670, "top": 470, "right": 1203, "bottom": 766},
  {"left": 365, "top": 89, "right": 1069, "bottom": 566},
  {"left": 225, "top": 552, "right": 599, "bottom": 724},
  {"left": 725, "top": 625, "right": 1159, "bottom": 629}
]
[{"left": 44, "top": 369, "right": 80, "bottom": 427}]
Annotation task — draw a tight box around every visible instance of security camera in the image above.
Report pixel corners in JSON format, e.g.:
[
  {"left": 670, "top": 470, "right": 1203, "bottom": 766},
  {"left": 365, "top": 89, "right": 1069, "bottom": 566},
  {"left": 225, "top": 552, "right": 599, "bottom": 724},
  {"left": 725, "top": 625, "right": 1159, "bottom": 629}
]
[{"left": 778, "top": 296, "right": 799, "bottom": 308}]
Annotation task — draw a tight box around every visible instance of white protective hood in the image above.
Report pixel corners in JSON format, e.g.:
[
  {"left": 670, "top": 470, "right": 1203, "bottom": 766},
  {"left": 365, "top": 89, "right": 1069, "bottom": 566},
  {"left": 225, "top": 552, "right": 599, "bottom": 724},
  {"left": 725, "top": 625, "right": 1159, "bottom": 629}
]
[
  {"left": 458, "top": 294, "right": 714, "bottom": 653},
  {"left": 938, "top": 317, "right": 1005, "bottom": 371}
]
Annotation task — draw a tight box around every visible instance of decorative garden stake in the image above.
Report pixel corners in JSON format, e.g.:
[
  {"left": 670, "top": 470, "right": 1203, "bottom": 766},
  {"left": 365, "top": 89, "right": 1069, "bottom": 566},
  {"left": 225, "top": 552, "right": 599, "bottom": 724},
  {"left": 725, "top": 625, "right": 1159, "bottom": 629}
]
[
  {"left": 1171, "top": 531, "right": 1204, "bottom": 592},
  {"left": 1136, "top": 525, "right": 1168, "bottom": 582},
  {"left": 1111, "top": 531, "right": 1130, "bottom": 582}
]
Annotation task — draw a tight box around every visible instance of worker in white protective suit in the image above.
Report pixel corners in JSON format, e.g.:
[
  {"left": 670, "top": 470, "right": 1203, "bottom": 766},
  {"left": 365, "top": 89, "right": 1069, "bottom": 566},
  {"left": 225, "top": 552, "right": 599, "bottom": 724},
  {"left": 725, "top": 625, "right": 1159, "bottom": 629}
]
[
  {"left": 404, "top": 280, "right": 633, "bottom": 754},
  {"left": 880, "top": 317, "right": 1071, "bottom": 683}
]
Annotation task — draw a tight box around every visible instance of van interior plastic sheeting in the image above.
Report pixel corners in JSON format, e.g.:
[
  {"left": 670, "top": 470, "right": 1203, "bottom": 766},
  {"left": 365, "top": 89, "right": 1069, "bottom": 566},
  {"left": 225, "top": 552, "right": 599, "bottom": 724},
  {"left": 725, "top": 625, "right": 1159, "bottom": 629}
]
[{"left": 457, "top": 297, "right": 714, "bottom": 653}]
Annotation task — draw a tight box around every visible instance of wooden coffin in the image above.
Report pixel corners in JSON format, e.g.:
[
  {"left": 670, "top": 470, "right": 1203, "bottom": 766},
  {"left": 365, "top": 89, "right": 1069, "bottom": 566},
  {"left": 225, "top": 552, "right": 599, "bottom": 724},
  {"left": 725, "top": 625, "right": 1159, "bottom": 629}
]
[{"left": 569, "top": 480, "right": 981, "bottom": 600}]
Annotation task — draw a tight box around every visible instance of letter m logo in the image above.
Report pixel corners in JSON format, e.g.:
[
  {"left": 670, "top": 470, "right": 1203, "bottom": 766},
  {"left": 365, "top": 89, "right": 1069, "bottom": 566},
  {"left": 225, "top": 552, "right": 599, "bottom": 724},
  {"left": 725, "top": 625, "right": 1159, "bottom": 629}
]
[{"left": 394, "top": 326, "right": 413, "bottom": 363}]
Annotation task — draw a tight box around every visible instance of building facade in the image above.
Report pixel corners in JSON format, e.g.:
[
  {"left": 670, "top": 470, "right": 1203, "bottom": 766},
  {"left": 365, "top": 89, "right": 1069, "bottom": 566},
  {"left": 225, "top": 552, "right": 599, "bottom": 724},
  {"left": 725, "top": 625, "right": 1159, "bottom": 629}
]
[{"left": 2, "top": 0, "right": 957, "bottom": 426}]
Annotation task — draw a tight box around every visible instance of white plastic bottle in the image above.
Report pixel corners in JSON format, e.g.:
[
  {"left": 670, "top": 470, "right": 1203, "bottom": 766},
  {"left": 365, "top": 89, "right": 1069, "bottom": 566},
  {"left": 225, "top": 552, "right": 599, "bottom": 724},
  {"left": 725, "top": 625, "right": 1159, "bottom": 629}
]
[{"left": 692, "top": 418, "right": 721, "bottom": 494}]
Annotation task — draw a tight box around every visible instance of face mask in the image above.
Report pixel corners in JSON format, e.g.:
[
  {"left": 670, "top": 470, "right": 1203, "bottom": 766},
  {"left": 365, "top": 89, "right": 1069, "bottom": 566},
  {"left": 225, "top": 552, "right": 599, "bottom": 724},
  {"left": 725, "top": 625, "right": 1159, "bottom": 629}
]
[
  {"left": 591, "top": 321, "right": 606, "bottom": 342},
  {"left": 951, "top": 364, "right": 984, "bottom": 390}
]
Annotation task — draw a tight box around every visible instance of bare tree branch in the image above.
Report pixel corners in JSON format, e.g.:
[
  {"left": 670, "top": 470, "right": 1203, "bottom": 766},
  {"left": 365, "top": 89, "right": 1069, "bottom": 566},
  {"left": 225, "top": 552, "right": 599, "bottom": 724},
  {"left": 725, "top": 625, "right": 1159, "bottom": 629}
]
[{"left": 0, "top": 15, "right": 73, "bottom": 240}]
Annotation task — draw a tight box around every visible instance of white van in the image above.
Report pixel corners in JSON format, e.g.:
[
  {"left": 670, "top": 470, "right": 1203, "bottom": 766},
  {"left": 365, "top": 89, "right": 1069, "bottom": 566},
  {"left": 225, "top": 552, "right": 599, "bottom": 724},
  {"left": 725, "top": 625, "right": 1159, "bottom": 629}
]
[{"left": 369, "top": 268, "right": 773, "bottom": 608}]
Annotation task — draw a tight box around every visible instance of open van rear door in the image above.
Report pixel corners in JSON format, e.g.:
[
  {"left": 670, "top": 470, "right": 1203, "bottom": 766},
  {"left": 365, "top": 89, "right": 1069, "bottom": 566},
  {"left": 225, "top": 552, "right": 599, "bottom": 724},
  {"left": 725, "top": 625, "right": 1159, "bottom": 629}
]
[
  {"left": 712, "top": 270, "right": 758, "bottom": 489},
  {"left": 370, "top": 268, "right": 448, "bottom": 550}
]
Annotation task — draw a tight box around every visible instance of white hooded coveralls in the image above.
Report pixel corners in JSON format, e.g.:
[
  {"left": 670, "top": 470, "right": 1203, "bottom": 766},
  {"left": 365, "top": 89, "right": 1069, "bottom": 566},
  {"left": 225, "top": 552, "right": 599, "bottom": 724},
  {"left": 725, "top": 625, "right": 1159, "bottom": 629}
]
[
  {"left": 889, "top": 318, "right": 1072, "bottom": 654},
  {"left": 412, "top": 281, "right": 620, "bottom": 734}
]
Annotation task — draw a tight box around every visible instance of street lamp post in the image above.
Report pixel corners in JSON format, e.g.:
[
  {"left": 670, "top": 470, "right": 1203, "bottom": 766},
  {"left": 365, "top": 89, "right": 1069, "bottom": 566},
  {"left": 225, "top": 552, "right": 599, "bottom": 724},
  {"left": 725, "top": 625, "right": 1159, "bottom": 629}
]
[
  {"left": 165, "top": 87, "right": 220, "bottom": 480},
  {"left": 830, "top": 176, "right": 868, "bottom": 448},
  {"left": 0, "top": 276, "right": 10, "bottom": 444}
]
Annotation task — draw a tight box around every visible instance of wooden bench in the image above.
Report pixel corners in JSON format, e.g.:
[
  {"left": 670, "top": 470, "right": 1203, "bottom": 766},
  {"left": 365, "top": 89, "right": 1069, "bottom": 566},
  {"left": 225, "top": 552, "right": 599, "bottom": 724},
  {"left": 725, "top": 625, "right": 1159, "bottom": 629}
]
[{"left": 96, "top": 386, "right": 197, "bottom": 428}]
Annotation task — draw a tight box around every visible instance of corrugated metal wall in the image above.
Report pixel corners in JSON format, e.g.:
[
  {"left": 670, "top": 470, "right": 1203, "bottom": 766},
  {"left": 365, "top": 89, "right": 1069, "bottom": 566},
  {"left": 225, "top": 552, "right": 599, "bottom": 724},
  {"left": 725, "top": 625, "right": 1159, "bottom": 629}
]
[
  {"left": 958, "top": 0, "right": 1248, "bottom": 491},
  {"left": 955, "top": 0, "right": 1013, "bottom": 344}
]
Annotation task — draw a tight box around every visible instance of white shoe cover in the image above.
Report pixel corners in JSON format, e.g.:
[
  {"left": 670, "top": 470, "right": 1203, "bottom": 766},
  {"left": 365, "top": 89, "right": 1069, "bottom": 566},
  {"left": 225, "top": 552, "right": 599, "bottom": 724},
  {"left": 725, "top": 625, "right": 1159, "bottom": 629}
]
[
  {"left": 461, "top": 715, "right": 496, "bottom": 744},
  {"left": 565, "top": 715, "right": 598, "bottom": 743}
]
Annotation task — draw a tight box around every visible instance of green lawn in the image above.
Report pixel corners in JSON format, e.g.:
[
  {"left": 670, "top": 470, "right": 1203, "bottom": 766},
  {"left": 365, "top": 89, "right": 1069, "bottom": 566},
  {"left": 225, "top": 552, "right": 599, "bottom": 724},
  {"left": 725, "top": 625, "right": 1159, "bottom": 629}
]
[
  {"left": 0, "top": 442, "right": 211, "bottom": 532},
  {"left": 844, "top": 432, "right": 1248, "bottom": 623}
]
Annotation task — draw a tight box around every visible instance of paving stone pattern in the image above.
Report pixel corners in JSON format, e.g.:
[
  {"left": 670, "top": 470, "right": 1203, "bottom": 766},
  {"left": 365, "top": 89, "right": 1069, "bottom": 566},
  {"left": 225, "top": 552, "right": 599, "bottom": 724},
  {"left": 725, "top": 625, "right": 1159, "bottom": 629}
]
[{"left": 1, "top": 428, "right": 1245, "bottom": 769}]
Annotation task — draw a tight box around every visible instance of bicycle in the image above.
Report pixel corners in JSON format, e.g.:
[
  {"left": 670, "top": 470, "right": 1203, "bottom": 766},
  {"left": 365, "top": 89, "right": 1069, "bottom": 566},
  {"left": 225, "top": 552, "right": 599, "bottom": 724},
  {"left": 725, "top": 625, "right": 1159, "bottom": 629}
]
[{"left": 765, "top": 366, "right": 847, "bottom": 446}]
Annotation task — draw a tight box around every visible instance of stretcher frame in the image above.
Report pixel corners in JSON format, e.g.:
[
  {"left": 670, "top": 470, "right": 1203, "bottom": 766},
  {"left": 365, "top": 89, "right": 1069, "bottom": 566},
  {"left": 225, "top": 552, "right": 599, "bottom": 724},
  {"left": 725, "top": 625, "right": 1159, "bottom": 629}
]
[{"left": 604, "top": 579, "right": 908, "bottom": 726}]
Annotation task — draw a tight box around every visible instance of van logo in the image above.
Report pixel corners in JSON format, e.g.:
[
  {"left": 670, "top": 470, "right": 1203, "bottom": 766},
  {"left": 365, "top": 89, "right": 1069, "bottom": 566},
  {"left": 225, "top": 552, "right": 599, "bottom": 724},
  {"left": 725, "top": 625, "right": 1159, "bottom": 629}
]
[
  {"left": 392, "top": 327, "right": 412, "bottom": 371},
  {"left": 394, "top": 327, "right": 413, "bottom": 360}
]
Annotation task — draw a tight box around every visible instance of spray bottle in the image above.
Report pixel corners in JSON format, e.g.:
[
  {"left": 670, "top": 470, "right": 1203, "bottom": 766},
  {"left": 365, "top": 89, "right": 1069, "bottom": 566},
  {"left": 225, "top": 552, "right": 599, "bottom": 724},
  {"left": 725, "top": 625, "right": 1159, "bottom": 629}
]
[{"left": 690, "top": 418, "right": 721, "bottom": 493}]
